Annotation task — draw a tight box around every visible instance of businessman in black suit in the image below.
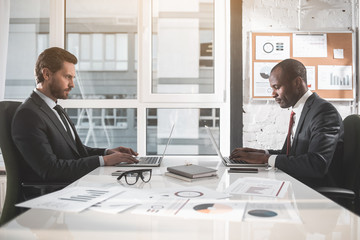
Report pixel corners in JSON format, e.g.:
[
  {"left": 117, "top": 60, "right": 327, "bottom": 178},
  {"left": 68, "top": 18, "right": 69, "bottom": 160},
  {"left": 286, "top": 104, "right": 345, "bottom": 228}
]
[
  {"left": 230, "top": 59, "right": 344, "bottom": 188},
  {"left": 12, "top": 47, "right": 139, "bottom": 186}
]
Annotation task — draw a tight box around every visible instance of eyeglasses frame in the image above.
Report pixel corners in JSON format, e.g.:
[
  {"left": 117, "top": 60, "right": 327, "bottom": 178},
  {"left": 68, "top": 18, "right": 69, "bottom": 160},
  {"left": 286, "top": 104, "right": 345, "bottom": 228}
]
[{"left": 117, "top": 169, "right": 152, "bottom": 185}]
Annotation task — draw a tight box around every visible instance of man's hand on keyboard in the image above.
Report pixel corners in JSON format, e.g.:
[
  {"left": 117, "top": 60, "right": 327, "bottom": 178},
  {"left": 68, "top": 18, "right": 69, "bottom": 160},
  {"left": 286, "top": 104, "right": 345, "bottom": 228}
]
[
  {"left": 103, "top": 152, "right": 139, "bottom": 166},
  {"left": 230, "top": 147, "right": 270, "bottom": 164},
  {"left": 107, "top": 146, "right": 138, "bottom": 156}
]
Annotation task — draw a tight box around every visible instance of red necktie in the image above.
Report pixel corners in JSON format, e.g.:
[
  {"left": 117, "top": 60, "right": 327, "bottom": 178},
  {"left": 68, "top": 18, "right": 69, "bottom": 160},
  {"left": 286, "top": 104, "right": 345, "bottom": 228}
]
[{"left": 286, "top": 111, "right": 295, "bottom": 155}]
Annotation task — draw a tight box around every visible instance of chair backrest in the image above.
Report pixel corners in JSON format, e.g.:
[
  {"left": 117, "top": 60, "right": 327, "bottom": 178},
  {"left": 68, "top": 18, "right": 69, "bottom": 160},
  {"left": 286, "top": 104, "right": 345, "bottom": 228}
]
[
  {"left": 342, "top": 114, "right": 360, "bottom": 194},
  {"left": 0, "top": 101, "right": 23, "bottom": 226}
]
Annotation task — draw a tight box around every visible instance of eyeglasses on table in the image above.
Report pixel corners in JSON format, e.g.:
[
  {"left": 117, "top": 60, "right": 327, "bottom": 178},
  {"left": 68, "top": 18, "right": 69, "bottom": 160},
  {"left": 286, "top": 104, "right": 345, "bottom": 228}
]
[{"left": 116, "top": 169, "right": 152, "bottom": 185}]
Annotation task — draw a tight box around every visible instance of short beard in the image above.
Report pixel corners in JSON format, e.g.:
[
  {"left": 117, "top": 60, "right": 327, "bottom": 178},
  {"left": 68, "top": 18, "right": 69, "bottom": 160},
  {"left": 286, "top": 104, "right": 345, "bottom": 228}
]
[{"left": 49, "top": 81, "right": 69, "bottom": 100}]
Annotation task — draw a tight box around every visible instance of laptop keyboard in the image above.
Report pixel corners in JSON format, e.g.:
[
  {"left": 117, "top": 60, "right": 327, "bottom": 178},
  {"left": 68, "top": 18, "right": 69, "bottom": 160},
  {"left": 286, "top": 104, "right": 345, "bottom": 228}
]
[
  {"left": 225, "top": 157, "right": 248, "bottom": 164},
  {"left": 138, "top": 156, "right": 160, "bottom": 164}
]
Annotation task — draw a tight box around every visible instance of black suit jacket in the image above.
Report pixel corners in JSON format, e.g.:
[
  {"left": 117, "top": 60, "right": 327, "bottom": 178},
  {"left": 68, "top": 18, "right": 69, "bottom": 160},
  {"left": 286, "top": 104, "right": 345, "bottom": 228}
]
[
  {"left": 12, "top": 91, "right": 104, "bottom": 183},
  {"left": 269, "top": 93, "right": 344, "bottom": 188}
]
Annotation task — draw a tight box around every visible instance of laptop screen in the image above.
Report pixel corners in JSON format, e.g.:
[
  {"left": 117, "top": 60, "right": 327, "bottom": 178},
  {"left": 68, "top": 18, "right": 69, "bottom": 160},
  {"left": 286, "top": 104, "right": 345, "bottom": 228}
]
[
  {"left": 205, "top": 126, "right": 224, "bottom": 159},
  {"left": 160, "top": 124, "right": 175, "bottom": 157}
]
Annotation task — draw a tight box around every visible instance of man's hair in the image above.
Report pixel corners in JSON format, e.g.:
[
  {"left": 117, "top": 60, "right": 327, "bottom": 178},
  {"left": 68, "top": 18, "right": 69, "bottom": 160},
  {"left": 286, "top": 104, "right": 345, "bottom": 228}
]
[
  {"left": 35, "top": 47, "right": 78, "bottom": 83},
  {"left": 271, "top": 58, "right": 307, "bottom": 84}
]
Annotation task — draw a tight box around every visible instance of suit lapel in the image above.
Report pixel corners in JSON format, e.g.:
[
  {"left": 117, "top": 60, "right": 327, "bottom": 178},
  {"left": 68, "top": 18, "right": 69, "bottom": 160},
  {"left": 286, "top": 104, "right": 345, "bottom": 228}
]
[
  {"left": 291, "top": 93, "right": 317, "bottom": 152},
  {"left": 30, "top": 92, "right": 80, "bottom": 155}
]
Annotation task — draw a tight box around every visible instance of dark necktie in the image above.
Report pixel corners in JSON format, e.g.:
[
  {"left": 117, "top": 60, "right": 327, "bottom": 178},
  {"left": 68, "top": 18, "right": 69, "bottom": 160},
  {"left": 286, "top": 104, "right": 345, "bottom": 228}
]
[
  {"left": 54, "top": 105, "right": 75, "bottom": 142},
  {"left": 286, "top": 111, "right": 295, "bottom": 155}
]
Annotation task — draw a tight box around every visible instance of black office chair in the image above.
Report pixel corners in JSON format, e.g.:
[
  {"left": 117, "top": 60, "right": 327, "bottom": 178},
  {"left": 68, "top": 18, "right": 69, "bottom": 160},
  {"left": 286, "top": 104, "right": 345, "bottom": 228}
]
[
  {"left": 317, "top": 114, "right": 360, "bottom": 214},
  {"left": 0, "top": 101, "right": 67, "bottom": 226},
  {"left": 341, "top": 114, "right": 360, "bottom": 213}
]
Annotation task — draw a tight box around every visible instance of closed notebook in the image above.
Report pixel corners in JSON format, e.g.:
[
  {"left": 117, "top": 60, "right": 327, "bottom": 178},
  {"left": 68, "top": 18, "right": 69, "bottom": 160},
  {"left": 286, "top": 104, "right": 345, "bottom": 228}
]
[
  {"left": 167, "top": 164, "right": 217, "bottom": 179},
  {"left": 165, "top": 172, "right": 218, "bottom": 182}
]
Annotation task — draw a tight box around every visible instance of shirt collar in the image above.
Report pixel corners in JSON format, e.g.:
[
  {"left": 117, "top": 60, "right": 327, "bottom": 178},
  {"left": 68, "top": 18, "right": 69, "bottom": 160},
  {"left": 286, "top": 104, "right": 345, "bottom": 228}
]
[
  {"left": 291, "top": 90, "right": 313, "bottom": 116},
  {"left": 34, "top": 88, "right": 57, "bottom": 109}
]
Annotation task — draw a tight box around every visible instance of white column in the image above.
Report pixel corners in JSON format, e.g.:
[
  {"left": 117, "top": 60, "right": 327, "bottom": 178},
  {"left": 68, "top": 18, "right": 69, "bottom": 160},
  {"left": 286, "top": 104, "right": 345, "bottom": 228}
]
[{"left": 0, "top": 0, "right": 10, "bottom": 100}]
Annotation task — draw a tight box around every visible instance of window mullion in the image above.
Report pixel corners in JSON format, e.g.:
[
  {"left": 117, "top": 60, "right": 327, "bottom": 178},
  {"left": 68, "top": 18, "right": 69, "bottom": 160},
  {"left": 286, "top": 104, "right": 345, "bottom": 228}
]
[{"left": 49, "top": 0, "right": 65, "bottom": 48}]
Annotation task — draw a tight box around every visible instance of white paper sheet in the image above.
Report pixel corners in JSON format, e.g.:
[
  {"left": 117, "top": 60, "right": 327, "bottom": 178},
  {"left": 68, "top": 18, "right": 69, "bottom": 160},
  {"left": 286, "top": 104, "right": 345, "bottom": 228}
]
[
  {"left": 244, "top": 201, "right": 302, "bottom": 223},
  {"left": 131, "top": 186, "right": 235, "bottom": 219},
  {"left": 132, "top": 196, "right": 245, "bottom": 221},
  {"left": 224, "top": 177, "right": 289, "bottom": 198},
  {"left": 145, "top": 186, "right": 230, "bottom": 200},
  {"left": 293, "top": 34, "right": 327, "bottom": 58},
  {"left": 305, "top": 66, "right": 316, "bottom": 90},
  {"left": 255, "top": 36, "right": 290, "bottom": 60},
  {"left": 176, "top": 199, "right": 246, "bottom": 221},
  {"left": 253, "top": 62, "right": 277, "bottom": 97},
  {"left": 16, "top": 186, "right": 123, "bottom": 212},
  {"left": 318, "top": 65, "right": 352, "bottom": 90},
  {"left": 333, "top": 49, "right": 344, "bottom": 59},
  {"left": 90, "top": 190, "right": 144, "bottom": 214}
]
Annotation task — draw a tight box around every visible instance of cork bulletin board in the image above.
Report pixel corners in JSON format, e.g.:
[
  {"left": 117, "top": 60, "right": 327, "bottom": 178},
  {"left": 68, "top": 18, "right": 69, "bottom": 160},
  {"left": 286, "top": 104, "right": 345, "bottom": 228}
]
[{"left": 251, "top": 32, "right": 354, "bottom": 100}]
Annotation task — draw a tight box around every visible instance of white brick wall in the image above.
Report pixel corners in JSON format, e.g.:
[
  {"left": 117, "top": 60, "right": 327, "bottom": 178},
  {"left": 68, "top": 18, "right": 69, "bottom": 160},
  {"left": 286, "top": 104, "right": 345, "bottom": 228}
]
[{"left": 242, "top": 0, "right": 356, "bottom": 149}]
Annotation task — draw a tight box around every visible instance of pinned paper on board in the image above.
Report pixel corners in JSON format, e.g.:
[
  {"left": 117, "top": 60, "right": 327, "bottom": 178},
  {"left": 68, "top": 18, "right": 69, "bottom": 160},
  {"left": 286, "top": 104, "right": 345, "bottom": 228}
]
[
  {"left": 334, "top": 49, "right": 344, "bottom": 59},
  {"left": 293, "top": 34, "right": 327, "bottom": 58},
  {"left": 305, "top": 66, "right": 315, "bottom": 90},
  {"left": 255, "top": 36, "right": 290, "bottom": 60},
  {"left": 253, "top": 62, "right": 277, "bottom": 97},
  {"left": 252, "top": 32, "right": 354, "bottom": 99},
  {"left": 318, "top": 65, "right": 352, "bottom": 90}
]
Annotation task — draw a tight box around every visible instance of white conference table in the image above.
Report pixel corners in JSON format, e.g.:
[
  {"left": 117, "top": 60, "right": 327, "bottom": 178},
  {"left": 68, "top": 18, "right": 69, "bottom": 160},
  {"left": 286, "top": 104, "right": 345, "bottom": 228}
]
[{"left": 0, "top": 156, "right": 359, "bottom": 239}]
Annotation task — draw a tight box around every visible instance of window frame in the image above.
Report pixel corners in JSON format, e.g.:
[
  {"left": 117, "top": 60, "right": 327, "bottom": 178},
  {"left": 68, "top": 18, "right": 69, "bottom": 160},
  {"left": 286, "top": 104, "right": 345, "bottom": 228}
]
[{"left": 13, "top": 0, "right": 232, "bottom": 156}]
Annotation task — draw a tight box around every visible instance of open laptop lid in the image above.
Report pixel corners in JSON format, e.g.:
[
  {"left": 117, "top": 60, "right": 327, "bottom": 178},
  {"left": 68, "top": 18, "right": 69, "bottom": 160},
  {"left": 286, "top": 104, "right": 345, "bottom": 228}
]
[
  {"left": 159, "top": 123, "right": 175, "bottom": 158},
  {"left": 205, "top": 126, "right": 226, "bottom": 162},
  {"left": 205, "top": 126, "right": 267, "bottom": 167},
  {"left": 117, "top": 124, "right": 175, "bottom": 167}
]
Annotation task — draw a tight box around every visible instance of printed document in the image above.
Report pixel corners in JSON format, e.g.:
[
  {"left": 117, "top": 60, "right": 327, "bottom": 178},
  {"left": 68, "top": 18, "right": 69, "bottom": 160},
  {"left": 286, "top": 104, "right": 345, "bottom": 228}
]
[
  {"left": 225, "top": 177, "right": 289, "bottom": 198},
  {"left": 16, "top": 186, "right": 123, "bottom": 212},
  {"left": 132, "top": 186, "right": 245, "bottom": 221}
]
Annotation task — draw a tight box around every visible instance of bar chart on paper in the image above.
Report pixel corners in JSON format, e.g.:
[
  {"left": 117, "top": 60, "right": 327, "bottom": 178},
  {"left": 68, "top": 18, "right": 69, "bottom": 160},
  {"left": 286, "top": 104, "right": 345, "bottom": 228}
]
[
  {"left": 16, "top": 186, "right": 123, "bottom": 212},
  {"left": 224, "top": 177, "right": 289, "bottom": 198},
  {"left": 318, "top": 65, "right": 352, "bottom": 90},
  {"left": 58, "top": 189, "right": 110, "bottom": 202},
  {"left": 329, "top": 73, "right": 350, "bottom": 87}
]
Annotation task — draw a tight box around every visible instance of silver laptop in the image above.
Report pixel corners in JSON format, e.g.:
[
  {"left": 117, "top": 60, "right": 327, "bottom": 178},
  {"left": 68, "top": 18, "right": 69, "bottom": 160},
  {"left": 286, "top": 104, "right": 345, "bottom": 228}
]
[
  {"left": 205, "top": 126, "right": 267, "bottom": 168},
  {"left": 117, "top": 124, "right": 175, "bottom": 167}
]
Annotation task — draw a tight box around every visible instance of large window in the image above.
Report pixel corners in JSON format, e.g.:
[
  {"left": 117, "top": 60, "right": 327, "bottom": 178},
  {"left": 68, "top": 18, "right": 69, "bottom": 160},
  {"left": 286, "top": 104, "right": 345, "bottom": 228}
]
[
  {"left": 3, "top": 0, "right": 229, "bottom": 156},
  {"left": 66, "top": 108, "right": 137, "bottom": 150},
  {"left": 5, "top": 0, "right": 50, "bottom": 99},
  {"left": 152, "top": 0, "right": 214, "bottom": 94},
  {"left": 146, "top": 108, "right": 219, "bottom": 155},
  {"left": 66, "top": 0, "right": 138, "bottom": 100}
]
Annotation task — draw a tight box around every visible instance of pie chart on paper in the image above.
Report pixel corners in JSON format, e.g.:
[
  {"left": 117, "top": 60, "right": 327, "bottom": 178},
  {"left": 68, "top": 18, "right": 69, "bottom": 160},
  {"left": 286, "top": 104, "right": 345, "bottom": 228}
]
[
  {"left": 193, "top": 203, "right": 232, "bottom": 214},
  {"left": 174, "top": 191, "right": 204, "bottom": 198},
  {"left": 259, "top": 65, "right": 272, "bottom": 79}
]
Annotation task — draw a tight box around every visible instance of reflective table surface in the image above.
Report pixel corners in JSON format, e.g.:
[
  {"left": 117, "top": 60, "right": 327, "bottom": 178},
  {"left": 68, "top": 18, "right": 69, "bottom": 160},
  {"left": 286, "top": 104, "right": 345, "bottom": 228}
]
[{"left": 0, "top": 156, "right": 359, "bottom": 239}]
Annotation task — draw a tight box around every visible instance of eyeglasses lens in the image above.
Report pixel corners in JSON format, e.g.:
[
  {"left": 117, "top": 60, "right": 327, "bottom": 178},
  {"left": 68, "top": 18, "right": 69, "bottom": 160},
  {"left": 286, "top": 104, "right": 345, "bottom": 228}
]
[
  {"left": 141, "top": 170, "right": 152, "bottom": 182},
  {"left": 125, "top": 172, "right": 139, "bottom": 185}
]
